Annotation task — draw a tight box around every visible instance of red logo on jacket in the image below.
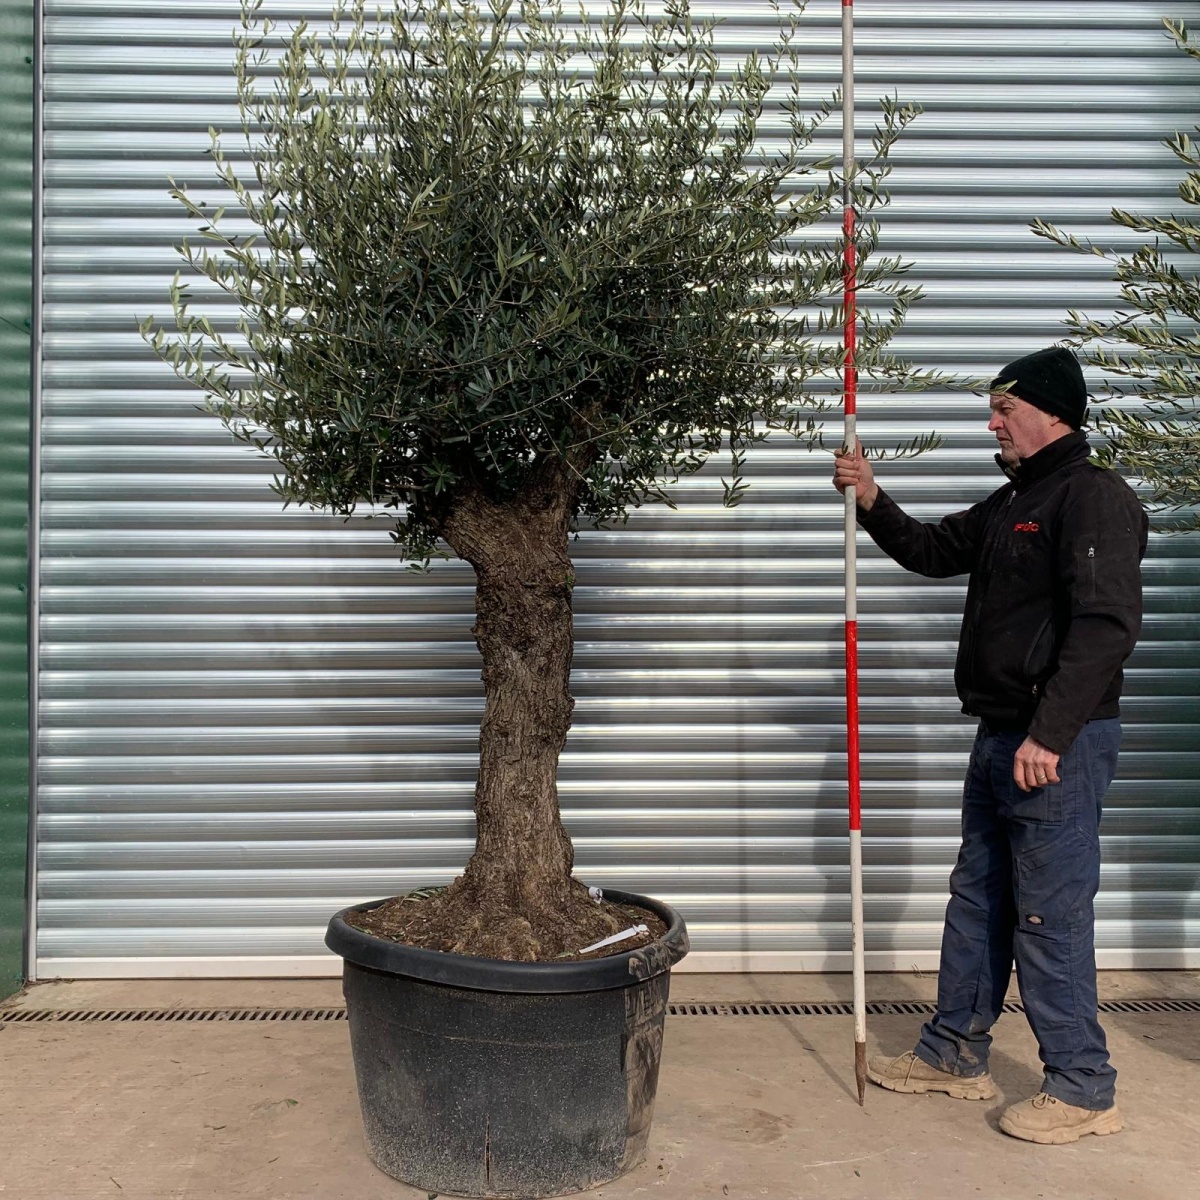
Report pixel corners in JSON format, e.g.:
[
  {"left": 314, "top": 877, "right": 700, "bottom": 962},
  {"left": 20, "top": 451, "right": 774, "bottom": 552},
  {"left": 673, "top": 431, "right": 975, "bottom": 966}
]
[{"left": 1013, "top": 521, "right": 1040, "bottom": 533}]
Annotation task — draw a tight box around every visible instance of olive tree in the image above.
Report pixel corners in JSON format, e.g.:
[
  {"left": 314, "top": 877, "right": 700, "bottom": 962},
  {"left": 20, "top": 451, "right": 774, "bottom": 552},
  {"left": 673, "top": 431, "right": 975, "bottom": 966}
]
[
  {"left": 144, "top": 0, "right": 930, "bottom": 959},
  {"left": 1034, "top": 17, "right": 1200, "bottom": 525}
]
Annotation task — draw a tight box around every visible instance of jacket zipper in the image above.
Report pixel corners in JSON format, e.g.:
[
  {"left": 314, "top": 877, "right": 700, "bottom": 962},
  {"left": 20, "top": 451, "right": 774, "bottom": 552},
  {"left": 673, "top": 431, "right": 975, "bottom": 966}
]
[
  {"left": 1023, "top": 615, "right": 1054, "bottom": 698},
  {"left": 963, "top": 490, "right": 1016, "bottom": 705}
]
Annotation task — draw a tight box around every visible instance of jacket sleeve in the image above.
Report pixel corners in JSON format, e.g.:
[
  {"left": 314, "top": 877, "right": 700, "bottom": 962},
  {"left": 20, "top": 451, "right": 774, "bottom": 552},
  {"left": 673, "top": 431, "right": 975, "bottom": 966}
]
[
  {"left": 1028, "top": 475, "right": 1148, "bottom": 755},
  {"left": 856, "top": 486, "right": 991, "bottom": 579}
]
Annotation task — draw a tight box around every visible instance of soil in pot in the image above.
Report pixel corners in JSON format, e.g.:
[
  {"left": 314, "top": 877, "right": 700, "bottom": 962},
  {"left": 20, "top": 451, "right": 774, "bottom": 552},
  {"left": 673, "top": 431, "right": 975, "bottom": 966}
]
[{"left": 345, "top": 883, "right": 668, "bottom": 961}]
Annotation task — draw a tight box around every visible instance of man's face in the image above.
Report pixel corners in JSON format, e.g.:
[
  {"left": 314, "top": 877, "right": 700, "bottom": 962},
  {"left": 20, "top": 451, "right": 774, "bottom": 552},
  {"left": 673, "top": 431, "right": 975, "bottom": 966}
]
[{"left": 987, "top": 392, "right": 1067, "bottom": 465}]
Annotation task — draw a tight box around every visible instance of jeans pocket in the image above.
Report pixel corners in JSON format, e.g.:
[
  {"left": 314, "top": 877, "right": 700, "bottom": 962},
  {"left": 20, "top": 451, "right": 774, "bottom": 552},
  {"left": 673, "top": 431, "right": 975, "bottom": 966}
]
[
  {"left": 1014, "top": 826, "right": 1098, "bottom": 923},
  {"left": 992, "top": 729, "right": 1068, "bottom": 824},
  {"left": 1010, "top": 780, "right": 1065, "bottom": 825}
]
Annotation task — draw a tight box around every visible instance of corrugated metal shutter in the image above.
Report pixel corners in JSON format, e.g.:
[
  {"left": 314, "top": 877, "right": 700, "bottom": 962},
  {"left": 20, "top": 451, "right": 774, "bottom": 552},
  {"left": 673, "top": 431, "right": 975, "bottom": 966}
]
[{"left": 33, "top": 0, "right": 1200, "bottom": 976}]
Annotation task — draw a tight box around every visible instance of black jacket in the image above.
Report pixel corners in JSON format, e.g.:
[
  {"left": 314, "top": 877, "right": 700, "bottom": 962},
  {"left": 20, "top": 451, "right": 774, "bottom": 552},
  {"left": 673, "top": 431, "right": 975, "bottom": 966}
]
[{"left": 857, "top": 432, "right": 1148, "bottom": 755}]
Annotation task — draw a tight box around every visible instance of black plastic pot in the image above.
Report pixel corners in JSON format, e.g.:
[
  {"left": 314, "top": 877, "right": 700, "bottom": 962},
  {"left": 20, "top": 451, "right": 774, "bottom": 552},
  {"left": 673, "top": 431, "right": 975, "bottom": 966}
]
[{"left": 324, "top": 890, "right": 689, "bottom": 1199}]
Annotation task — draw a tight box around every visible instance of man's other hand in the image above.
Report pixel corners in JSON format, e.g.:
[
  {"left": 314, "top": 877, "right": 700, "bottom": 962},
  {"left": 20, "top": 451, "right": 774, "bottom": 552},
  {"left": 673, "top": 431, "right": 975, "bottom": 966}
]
[
  {"left": 1014, "top": 736, "right": 1061, "bottom": 793},
  {"left": 833, "top": 438, "right": 880, "bottom": 510}
]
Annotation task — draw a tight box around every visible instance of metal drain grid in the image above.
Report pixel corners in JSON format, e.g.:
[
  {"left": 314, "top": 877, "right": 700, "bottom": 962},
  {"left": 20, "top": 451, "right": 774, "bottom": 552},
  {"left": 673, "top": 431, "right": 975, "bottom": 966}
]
[
  {"left": 1, "top": 999, "right": 1197, "bottom": 1024},
  {"left": 0, "top": 1007, "right": 348, "bottom": 1024},
  {"left": 672, "top": 999, "right": 1200, "bottom": 1017},
  {"left": 671, "top": 1001, "right": 1022, "bottom": 1018}
]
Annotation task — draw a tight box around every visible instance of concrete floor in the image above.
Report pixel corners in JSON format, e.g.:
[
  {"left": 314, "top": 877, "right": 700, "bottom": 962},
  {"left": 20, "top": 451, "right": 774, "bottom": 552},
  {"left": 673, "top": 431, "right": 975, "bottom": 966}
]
[{"left": 1, "top": 972, "right": 1197, "bottom": 1200}]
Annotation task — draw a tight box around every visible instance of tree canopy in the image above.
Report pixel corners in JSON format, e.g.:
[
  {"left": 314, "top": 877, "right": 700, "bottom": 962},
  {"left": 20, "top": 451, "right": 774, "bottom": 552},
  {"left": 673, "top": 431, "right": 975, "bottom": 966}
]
[
  {"left": 146, "top": 0, "right": 931, "bottom": 562},
  {"left": 1034, "top": 17, "right": 1200, "bottom": 526}
]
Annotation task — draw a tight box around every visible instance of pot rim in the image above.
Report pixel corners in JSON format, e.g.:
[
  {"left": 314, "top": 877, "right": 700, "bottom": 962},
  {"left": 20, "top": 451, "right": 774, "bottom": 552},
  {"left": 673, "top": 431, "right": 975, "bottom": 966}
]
[{"left": 325, "top": 888, "right": 689, "bottom": 994}]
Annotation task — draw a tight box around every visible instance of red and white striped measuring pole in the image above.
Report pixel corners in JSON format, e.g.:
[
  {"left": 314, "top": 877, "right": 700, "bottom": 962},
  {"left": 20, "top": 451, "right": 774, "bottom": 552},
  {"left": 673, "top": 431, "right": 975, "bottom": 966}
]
[{"left": 841, "top": 0, "right": 868, "bottom": 1107}]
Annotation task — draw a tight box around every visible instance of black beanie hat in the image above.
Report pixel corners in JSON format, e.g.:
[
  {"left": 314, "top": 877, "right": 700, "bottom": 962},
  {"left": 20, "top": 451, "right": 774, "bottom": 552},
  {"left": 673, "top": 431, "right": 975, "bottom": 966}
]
[{"left": 989, "top": 346, "right": 1087, "bottom": 429}]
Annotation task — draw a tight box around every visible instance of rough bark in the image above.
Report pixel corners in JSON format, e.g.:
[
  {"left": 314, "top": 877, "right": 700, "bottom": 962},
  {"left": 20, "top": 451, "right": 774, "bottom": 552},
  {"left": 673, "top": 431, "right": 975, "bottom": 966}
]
[{"left": 411, "top": 460, "right": 625, "bottom": 959}]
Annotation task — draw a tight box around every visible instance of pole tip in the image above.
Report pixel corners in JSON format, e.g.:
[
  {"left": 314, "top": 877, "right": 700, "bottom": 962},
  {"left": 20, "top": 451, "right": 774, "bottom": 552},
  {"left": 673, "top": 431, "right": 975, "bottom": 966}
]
[{"left": 855, "top": 1039, "right": 867, "bottom": 1107}]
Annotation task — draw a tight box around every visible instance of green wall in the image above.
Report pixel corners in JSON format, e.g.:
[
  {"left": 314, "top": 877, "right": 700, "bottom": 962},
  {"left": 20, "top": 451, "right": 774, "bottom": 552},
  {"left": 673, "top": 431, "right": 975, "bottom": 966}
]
[{"left": 0, "top": 0, "right": 33, "bottom": 998}]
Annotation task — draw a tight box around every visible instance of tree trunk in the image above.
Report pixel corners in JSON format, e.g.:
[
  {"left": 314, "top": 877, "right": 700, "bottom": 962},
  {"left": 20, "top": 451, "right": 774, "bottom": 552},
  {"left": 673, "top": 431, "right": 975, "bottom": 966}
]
[
  {"left": 454, "top": 491, "right": 577, "bottom": 905},
  {"left": 428, "top": 466, "right": 617, "bottom": 959}
]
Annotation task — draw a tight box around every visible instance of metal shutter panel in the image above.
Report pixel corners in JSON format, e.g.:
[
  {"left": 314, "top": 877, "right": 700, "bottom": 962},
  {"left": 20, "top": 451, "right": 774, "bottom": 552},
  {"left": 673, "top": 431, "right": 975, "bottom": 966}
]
[{"left": 32, "top": 0, "right": 1200, "bottom": 975}]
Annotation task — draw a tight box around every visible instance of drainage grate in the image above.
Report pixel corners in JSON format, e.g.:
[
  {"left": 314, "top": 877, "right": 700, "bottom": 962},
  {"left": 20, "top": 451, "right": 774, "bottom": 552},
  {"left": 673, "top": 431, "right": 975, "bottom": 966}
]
[
  {"left": 0, "top": 1006, "right": 348, "bottom": 1024},
  {"left": 0, "top": 999, "right": 1196, "bottom": 1024},
  {"left": 669, "top": 1001, "right": 1025, "bottom": 1018},
  {"left": 669, "top": 998, "right": 1200, "bottom": 1018}
]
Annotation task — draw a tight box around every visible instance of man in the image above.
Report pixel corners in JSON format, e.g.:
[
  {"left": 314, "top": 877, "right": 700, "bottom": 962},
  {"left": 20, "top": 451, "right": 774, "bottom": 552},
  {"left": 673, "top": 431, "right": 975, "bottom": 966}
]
[{"left": 833, "top": 346, "right": 1147, "bottom": 1144}]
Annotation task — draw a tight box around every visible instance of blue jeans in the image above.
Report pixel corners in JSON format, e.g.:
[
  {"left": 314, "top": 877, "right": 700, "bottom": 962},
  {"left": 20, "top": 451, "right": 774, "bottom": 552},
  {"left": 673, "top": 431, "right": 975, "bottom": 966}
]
[{"left": 915, "top": 718, "right": 1121, "bottom": 1110}]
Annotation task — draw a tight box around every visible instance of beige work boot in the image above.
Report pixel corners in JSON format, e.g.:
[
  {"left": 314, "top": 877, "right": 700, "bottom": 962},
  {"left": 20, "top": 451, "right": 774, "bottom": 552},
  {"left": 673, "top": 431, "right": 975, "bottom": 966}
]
[
  {"left": 998, "top": 1092, "right": 1123, "bottom": 1144},
  {"left": 866, "top": 1050, "right": 997, "bottom": 1100}
]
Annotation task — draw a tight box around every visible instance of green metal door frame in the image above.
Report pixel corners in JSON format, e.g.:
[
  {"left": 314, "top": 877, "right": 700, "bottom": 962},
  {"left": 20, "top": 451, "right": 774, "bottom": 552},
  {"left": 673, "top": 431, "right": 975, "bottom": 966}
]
[{"left": 0, "top": 0, "right": 34, "bottom": 998}]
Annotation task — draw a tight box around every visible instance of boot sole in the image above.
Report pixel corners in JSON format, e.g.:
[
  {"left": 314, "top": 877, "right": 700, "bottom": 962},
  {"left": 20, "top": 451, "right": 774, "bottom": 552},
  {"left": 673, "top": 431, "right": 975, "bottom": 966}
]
[
  {"left": 867, "top": 1071, "right": 997, "bottom": 1101},
  {"left": 998, "top": 1107, "right": 1124, "bottom": 1145}
]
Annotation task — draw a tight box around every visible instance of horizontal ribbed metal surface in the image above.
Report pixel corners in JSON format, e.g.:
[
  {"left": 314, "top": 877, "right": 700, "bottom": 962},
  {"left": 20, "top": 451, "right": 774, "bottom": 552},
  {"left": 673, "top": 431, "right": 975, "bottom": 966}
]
[{"left": 34, "top": 1, "right": 1200, "bottom": 972}]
